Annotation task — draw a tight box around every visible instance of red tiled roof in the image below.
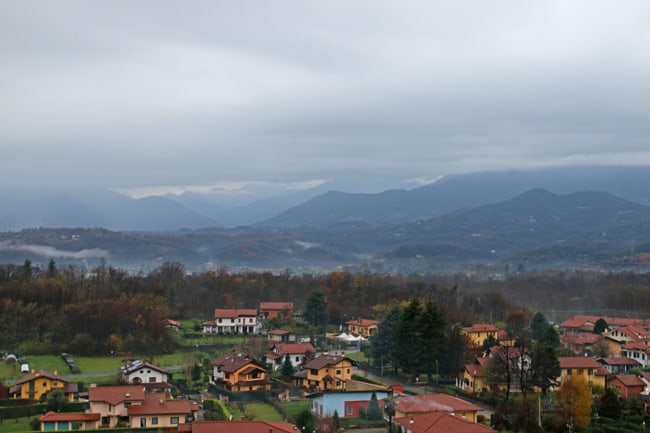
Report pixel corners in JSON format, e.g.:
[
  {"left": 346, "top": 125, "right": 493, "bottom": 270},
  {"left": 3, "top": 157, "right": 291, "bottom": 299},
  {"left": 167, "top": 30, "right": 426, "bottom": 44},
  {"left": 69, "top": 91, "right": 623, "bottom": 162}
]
[
  {"left": 464, "top": 363, "right": 484, "bottom": 378},
  {"left": 394, "top": 394, "right": 483, "bottom": 414},
  {"left": 89, "top": 385, "right": 145, "bottom": 405},
  {"left": 558, "top": 357, "right": 604, "bottom": 369},
  {"left": 598, "top": 357, "right": 640, "bottom": 366},
  {"left": 562, "top": 333, "right": 603, "bottom": 345},
  {"left": 464, "top": 324, "right": 498, "bottom": 333},
  {"left": 272, "top": 343, "right": 315, "bottom": 354},
  {"left": 128, "top": 392, "right": 197, "bottom": 415},
  {"left": 15, "top": 370, "right": 68, "bottom": 385},
  {"left": 560, "top": 315, "right": 643, "bottom": 329},
  {"left": 623, "top": 342, "right": 650, "bottom": 351},
  {"left": 40, "top": 411, "right": 100, "bottom": 422},
  {"left": 268, "top": 329, "right": 291, "bottom": 335},
  {"left": 260, "top": 302, "right": 293, "bottom": 310},
  {"left": 345, "top": 318, "right": 380, "bottom": 327},
  {"left": 214, "top": 308, "right": 258, "bottom": 318},
  {"left": 120, "top": 359, "right": 170, "bottom": 376},
  {"left": 396, "top": 412, "right": 496, "bottom": 433},
  {"left": 191, "top": 421, "right": 299, "bottom": 433},
  {"left": 611, "top": 374, "right": 645, "bottom": 387}
]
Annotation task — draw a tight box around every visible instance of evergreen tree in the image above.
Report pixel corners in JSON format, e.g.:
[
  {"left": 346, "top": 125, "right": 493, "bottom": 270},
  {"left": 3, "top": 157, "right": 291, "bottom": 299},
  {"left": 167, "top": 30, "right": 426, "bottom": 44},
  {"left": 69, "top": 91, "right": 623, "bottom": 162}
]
[
  {"left": 529, "top": 312, "right": 549, "bottom": 341},
  {"left": 416, "top": 298, "right": 445, "bottom": 383},
  {"left": 395, "top": 298, "right": 423, "bottom": 375},
  {"left": 598, "top": 386, "right": 622, "bottom": 420},
  {"left": 281, "top": 354, "right": 295, "bottom": 378},
  {"left": 370, "top": 304, "right": 403, "bottom": 372},
  {"left": 304, "top": 289, "right": 328, "bottom": 327},
  {"left": 594, "top": 318, "right": 608, "bottom": 334},
  {"left": 366, "top": 391, "right": 382, "bottom": 420}
]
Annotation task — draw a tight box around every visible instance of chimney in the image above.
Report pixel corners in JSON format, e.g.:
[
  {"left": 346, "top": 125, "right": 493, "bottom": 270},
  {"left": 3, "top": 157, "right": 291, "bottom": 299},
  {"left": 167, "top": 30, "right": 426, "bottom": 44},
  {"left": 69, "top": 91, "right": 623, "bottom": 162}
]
[
  {"left": 409, "top": 417, "right": 414, "bottom": 424},
  {"left": 160, "top": 398, "right": 164, "bottom": 405}
]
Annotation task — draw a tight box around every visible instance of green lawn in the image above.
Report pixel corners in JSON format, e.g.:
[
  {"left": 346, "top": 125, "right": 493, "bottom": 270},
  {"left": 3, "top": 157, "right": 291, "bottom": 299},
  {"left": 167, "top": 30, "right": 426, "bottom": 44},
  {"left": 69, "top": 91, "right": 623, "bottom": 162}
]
[
  {"left": 0, "top": 417, "right": 36, "bottom": 433},
  {"left": 245, "top": 402, "right": 284, "bottom": 422},
  {"left": 282, "top": 400, "right": 311, "bottom": 419}
]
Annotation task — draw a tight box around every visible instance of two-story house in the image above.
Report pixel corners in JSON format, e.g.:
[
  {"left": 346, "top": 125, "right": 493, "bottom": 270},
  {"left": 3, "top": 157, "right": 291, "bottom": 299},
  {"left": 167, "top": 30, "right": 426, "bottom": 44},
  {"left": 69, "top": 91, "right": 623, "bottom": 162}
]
[
  {"left": 299, "top": 354, "right": 354, "bottom": 391},
  {"left": 10, "top": 370, "right": 77, "bottom": 402},
  {"left": 557, "top": 357, "right": 607, "bottom": 390},
  {"left": 462, "top": 324, "right": 499, "bottom": 348},
  {"left": 119, "top": 360, "right": 170, "bottom": 384},
  {"left": 621, "top": 342, "right": 650, "bottom": 368},
  {"left": 265, "top": 343, "right": 316, "bottom": 371},
  {"left": 345, "top": 318, "right": 380, "bottom": 338},
  {"left": 89, "top": 384, "right": 146, "bottom": 428},
  {"left": 127, "top": 392, "right": 197, "bottom": 427},
  {"left": 211, "top": 353, "right": 270, "bottom": 391},
  {"left": 203, "top": 309, "right": 260, "bottom": 334},
  {"left": 608, "top": 374, "right": 646, "bottom": 399}
]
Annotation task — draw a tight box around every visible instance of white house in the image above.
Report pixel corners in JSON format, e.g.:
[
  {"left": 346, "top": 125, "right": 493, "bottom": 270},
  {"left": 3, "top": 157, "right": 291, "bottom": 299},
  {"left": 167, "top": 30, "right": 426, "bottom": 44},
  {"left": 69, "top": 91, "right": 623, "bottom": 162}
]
[
  {"left": 265, "top": 343, "right": 316, "bottom": 371},
  {"left": 120, "top": 360, "right": 170, "bottom": 384},
  {"left": 203, "top": 309, "right": 260, "bottom": 334}
]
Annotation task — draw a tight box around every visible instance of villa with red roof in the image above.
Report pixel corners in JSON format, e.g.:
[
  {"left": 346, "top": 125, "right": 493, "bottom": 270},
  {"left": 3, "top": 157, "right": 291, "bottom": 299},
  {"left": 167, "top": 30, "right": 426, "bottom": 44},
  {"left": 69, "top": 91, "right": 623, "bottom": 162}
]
[
  {"left": 392, "top": 393, "right": 484, "bottom": 423},
  {"left": 265, "top": 342, "right": 316, "bottom": 371},
  {"left": 9, "top": 369, "right": 77, "bottom": 402},
  {"left": 345, "top": 318, "right": 380, "bottom": 337},
  {"left": 462, "top": 324, "right": 499, "bottom": 348},
  {"left": 396, "top": 412, "right": 496, "bottom": 433},
  {"left": 557, "top": 357, "right": 608, "bottom": 389},
  {"left": 89, "top": 385, "right": 146, "bottom": 427},
  {"left": 259, "top": 301, "right": 294, "bottom": 319},
  {"left": 461, "top": 357, "right": 493, "bottom": 393},
  {"left": 203, "top": 308, "right": 260, "bottom": 334},
  {"left": 127, "top": 392, "right": 197, "bottom": 427}
]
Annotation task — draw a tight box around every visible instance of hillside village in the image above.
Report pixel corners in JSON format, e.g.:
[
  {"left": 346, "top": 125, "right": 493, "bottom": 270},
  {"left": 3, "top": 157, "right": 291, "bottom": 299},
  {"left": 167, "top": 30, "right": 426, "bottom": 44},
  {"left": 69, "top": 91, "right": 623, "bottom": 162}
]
[{"left": 4, "top": 300, "right": 650, "bottom": 433}]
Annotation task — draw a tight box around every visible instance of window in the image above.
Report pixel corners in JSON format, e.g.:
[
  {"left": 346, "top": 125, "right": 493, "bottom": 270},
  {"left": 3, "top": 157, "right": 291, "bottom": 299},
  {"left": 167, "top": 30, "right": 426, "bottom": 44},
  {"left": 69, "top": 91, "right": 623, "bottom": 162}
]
[
  {"left": 336, "top": 369, "right": 341, "bottom": 375},
  {"left": 149, "top": 377, "right": 157, "bottom": 382},
  {"left": 151, "top": 417, "right": 158, "bottom": 425},
  {"left": 347, "top": 369, "right": 351, "bottom": 374},
  {"left": 567, "top": 369, "right": 572, "bottom": 375},
  {"left": 295, "top": 356, "right": 300, "bottom": 363},
  {"left": 52, "top": 381, "right": 58, "bottom": 387},
  {"left": 171, "top": 417, "right": 179, "bottom": 424},
  {"left": 43, "top": 381, "right": 47, "bottom": 387},
  {"left": 347, "top": 405, "right": 353, "bottom": 415}
]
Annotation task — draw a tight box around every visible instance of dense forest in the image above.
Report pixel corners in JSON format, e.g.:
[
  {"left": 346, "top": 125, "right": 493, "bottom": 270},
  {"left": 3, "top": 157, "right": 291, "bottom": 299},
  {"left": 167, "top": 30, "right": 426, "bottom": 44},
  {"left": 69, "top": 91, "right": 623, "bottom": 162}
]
[{"left": 2, "top": 258, "right": 650, "bottom": 357}]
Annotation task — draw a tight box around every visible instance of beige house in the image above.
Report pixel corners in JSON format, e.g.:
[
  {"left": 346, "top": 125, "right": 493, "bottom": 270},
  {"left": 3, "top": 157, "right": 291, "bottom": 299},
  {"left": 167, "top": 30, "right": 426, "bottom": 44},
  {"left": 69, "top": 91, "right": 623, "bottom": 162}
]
[
  {"left": 89, "top": 385, "right": 146, "bottom": 427},
  {"left": 127, "top": 392, "right": 197, "bottom": 427}
]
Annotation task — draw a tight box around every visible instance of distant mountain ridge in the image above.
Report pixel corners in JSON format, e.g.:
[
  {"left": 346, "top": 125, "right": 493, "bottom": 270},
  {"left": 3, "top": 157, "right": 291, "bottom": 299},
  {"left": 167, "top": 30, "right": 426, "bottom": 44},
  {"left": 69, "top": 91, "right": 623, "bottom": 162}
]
[
  {"left": 2, "top": 187, "right": 650, "bottom": 273},
  {"left": 3, "top": 165, "right": 650, "bottom": 232}
]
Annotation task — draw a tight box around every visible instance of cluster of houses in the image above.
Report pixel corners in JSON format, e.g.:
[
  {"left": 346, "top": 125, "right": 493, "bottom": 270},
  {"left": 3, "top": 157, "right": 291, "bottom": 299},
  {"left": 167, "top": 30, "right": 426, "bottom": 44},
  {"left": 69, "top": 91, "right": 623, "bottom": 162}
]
[{"left": 460, "top": 314, "right": 650, "bottom": 408}]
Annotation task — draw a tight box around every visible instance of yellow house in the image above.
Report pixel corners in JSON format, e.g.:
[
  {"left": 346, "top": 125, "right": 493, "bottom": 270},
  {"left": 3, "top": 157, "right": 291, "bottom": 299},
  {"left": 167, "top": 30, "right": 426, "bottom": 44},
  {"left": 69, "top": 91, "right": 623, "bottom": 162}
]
[
  {"left": 463, "top": 324, "right": 499, "bottom": 348},
  {"left": 557, "top": 357, "right": 607, "bottom": 390},
  {"left": 345, "top": 318, "right": 380, "bottom": 338},
  {"left": 10, "top": 370, "right": 77, "bottom": 401},
  {"left": 461, "top": 357, "right": 492, "bottom": 393},
  {"left": 301, "top": 355, "right": 354, "bottom": 391},
  {"left": 212, "top": 354, "right": 271, "bottom": 392}
]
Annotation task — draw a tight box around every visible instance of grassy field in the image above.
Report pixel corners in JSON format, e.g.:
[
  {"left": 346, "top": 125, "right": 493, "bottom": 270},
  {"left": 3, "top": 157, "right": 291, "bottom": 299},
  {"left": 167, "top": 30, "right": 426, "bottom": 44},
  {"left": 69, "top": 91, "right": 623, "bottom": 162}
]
[
  {"left": 282, "top": 400, "right": 311, "bottom": 419},
  {"left": 0, "top": 417, "right": 36, "bottom": 433},
  {"left": 245, "top": 402, "right": 284, "bottom": 422}
]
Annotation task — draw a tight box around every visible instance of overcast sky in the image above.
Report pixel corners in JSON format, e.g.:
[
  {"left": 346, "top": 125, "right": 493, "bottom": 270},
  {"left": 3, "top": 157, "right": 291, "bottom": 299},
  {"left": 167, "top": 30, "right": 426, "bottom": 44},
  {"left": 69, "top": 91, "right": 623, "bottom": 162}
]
[{"left": 1, "top": 1, "right": 649, "bottom": 198}]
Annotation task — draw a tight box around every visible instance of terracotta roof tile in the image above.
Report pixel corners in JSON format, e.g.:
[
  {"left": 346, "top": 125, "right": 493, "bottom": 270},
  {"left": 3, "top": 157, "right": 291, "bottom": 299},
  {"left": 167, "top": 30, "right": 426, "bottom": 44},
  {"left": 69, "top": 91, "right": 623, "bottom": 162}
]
[
  {"left": 127, "top": 392, "right": 197, "bottom": 416},
  {"left": 40, "top": 411, "right": 100, "bottom": 422},
  {"left": 214, "top": 308, "right": 258, "bottom": 318},
  {"left": 89, "top": 385, "right": 145, "bottom": 405},
  {"left": 396, "top": 412, "right": 496, "bottom": 433},
  {"left": 394, "top": 393, "right": 483, "bottom": 414},
  {"left": 464, "top": 324, "right": 498, "bottom": 333},
  {"left": 191, "top": 421, "right": 299, "bottom": 433}
]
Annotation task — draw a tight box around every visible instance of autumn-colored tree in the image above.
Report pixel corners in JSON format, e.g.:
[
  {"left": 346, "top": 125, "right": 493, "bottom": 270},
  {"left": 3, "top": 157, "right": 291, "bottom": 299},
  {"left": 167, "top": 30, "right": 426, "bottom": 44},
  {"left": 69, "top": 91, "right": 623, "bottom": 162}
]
[{"left": 557, "top": 374, "right": 592, "bottom": 430}]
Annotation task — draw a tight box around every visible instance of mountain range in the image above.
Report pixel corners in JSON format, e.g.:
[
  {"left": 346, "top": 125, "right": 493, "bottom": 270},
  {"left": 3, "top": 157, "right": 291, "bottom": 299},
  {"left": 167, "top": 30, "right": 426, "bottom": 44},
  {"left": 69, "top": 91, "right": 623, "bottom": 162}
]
[{"left": 2, "top": 165, "right": 650, "bottom": 273}]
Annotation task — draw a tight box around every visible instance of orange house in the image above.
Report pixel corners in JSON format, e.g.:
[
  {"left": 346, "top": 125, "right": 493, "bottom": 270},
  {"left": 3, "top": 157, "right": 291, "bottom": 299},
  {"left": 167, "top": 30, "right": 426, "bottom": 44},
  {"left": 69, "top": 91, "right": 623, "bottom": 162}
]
[
  {"left": 212, "top": 353, "right": 270, "bottom": 392},
  {"left": 301, "top": 355, "right": 354, "bottom": 391}
]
